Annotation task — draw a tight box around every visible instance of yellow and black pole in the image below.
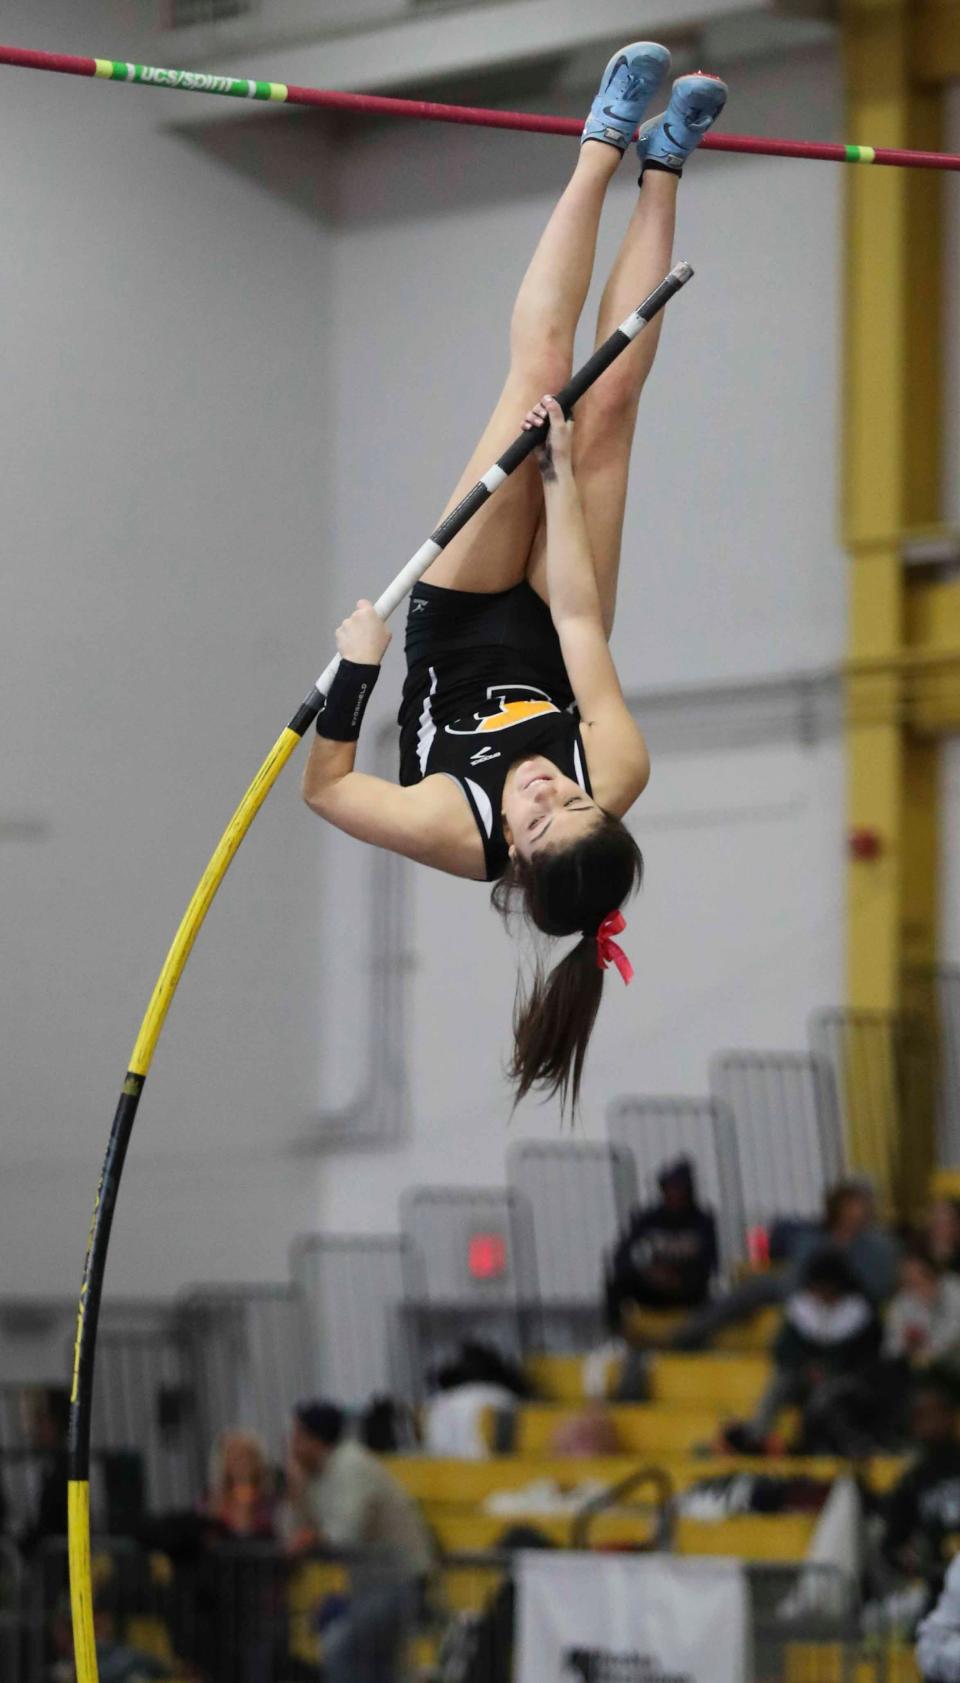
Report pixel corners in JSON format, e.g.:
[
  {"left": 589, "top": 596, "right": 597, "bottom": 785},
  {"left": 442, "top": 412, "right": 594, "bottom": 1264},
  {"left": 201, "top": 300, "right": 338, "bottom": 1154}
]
[{"left": 64, "top": 266, "right": 693, "bottom": 1681}]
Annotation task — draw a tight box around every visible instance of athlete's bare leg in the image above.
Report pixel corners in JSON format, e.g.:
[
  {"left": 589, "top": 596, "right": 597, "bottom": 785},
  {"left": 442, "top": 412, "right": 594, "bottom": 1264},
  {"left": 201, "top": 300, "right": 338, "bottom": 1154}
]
[
  {"left": 421, "top": 140, "right": 621, "bottom": 595},
  {"left": 526, "top": 168, "right": 679, "bottom": 634}
]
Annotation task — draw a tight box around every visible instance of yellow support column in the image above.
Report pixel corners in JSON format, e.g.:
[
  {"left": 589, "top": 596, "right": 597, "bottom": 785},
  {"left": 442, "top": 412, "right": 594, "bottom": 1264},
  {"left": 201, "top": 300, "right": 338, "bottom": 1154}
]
[{"left": 841, "top": 0, "right": 945, "bottom": 1209}]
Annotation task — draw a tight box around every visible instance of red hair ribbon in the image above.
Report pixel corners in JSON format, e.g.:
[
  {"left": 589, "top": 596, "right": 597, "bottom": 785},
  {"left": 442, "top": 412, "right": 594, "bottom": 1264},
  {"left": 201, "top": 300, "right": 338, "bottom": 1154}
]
[{"left": 596, "top": 910, "right": 634, "bottom": 985}]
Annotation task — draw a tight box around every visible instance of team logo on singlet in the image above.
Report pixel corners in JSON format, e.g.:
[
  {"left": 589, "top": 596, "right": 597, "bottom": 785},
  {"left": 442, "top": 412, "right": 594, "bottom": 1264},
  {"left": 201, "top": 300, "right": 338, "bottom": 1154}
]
[{"left": 445, "top": 683, "right": 560, "bottom": 737}]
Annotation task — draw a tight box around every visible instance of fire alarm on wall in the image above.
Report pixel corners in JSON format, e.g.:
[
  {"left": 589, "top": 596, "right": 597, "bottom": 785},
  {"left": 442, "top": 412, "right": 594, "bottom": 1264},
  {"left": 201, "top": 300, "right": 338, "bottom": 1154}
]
[{"left": 848, "top": 826, "right": 883, "bottom": 860}]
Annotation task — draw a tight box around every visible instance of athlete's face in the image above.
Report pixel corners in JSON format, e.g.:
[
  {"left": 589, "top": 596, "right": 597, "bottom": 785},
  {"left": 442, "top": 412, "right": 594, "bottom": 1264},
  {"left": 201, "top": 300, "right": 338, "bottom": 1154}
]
[{"left": 502, "top": 755, "right": 601, "bottom": 861}]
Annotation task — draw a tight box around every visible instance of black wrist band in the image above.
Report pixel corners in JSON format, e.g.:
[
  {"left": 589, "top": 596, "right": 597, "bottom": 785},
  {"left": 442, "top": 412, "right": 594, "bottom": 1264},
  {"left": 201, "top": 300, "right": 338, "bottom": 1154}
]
[{"left": 315, "top": 659, "right": 381, "bottom": 741}]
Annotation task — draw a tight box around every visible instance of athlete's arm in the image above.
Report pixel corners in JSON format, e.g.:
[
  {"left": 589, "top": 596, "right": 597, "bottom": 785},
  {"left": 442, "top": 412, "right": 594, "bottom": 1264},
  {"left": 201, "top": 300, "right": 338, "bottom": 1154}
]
[
  {"left": 301, "top": 601, "right": 484, "bottom": 878},
  {"left": 527, "top": 397, "right": 650, "bottom": 813},
  {"left": 303, "top": 767, "right": 482, "bottom": 875},
  {"left": 301, "top": 600, "right": 388, "bottom": 806}
]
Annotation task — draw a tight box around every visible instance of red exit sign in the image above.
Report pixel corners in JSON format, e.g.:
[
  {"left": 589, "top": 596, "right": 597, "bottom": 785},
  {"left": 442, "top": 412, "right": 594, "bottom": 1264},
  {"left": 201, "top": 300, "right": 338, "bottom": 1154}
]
[{"left": 468, "top": 1233, "right": 507, "bottom": 1280}]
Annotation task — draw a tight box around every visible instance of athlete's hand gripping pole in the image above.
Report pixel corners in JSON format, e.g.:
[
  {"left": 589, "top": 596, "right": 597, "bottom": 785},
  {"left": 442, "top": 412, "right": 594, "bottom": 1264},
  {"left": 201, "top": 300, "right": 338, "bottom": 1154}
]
[{"left": 67, "top": 258, "right": 693, "bottom": 1683}]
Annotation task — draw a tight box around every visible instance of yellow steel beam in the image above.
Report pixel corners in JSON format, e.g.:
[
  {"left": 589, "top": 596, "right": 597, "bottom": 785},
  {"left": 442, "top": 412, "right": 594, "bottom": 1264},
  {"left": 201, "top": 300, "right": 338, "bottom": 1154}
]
[
  {"left": 907, "top": 575, "right": 960, "bottom": 651},
  {"left": 915, "top": 0, "right": 960, "bottom": 83},
  {"left": 842, "top": 0, "right": 945, "bottom": 1017},
  {"left": 841, "top": 0, "right": 948, "bottom": 1215}
]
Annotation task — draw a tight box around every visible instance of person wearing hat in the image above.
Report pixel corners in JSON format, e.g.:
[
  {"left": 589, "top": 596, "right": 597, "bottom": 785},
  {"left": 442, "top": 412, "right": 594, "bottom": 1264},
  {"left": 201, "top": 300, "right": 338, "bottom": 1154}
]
[
  {"left": 604, "top": 1156, "right": 719, "bottom": 1331},
  {"left": 285, "top": 1400, "right": 434, "bottom": 1683}
]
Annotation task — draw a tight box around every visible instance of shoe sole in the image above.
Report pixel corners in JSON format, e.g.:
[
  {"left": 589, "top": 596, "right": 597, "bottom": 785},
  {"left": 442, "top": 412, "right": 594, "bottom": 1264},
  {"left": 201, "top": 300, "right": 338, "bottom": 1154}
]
[{"left": 637, "top": 72, "right": 728, "bottom": 160}]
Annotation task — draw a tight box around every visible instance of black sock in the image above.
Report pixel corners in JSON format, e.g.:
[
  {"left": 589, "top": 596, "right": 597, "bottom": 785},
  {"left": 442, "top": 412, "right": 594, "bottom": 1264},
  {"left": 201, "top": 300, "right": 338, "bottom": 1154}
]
[{"left": 639, "top": 158, "right": 683, "bottom": 186}]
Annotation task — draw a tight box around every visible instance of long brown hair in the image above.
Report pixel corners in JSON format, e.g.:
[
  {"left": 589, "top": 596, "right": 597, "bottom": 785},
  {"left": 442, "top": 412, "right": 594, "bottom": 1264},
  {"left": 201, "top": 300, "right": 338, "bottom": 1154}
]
[{"left": 491, "top": 812, "right": 643, "bottom": 1111}]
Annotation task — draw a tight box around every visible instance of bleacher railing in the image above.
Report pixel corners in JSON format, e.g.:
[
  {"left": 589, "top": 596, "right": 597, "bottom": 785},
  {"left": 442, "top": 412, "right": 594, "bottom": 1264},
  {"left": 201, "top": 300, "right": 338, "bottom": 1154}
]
[
  {"left": 291, "top": 1232, "right": 418, "bottom": 1407},
  {"left": 176, "top": 1284, "right": 311, "bottom": 1465},
  {"left": 19, "top": 1534, "right": 879, "bottom": 1683},
  {"left": 506, "top": 1141, "right": 635, "bottom": 1342},
  {"left": 710, "top": 1050, "right": 843, "bottom": 1230},
  {"left": 810, "top": 1009, "right": 936, "bottom": 1221},
  {"left": 905, "top": 964, "right": 960, "bottom": 1170},
  {"left": 400, "top": 1185, "right": 540, "bottom": 1381}
]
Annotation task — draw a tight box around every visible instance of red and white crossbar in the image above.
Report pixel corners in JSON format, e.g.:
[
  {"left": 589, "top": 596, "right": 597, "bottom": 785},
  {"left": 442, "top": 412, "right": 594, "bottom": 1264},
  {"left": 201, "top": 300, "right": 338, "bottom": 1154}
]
[{"left": 1, "top": 42, "right": 959, "bottom": 172}]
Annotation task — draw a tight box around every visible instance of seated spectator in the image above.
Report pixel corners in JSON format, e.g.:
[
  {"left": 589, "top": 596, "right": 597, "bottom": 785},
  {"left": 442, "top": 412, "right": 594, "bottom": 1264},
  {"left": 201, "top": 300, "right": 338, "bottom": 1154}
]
[
  {"left": 203, "top": 1428, "right": 277, "bottom": 1539},
  {"left": 885, "top": 1249, "right": 960, "bottom": 1375},
  {"left": 795, "top": 1180, "right": 900, "bottom": 1304},
  {"left": 604, "top": 1158, "right": 718, "bottom": 1329},
  {"left": 926, "top": 1200, "right": 960, "bottom": 1275},
  {"left": 424, "top": 1342, "right": 528, "bottom": 1459},
  {"left": 138, "top": 1428, "right": 282, "bottom": 1683},
  {"left": 285, "top": 1400, "right": 435, "bottom": 1683},
  {"left": 883, "top": 1378, "right": 960, "bottom": 1606},
  {"left": 671, "top": 1177, "right": 898, "bottom": 1351},
  {"left": 725, "top": 1250, "right": 883, "bottom": 1456}
]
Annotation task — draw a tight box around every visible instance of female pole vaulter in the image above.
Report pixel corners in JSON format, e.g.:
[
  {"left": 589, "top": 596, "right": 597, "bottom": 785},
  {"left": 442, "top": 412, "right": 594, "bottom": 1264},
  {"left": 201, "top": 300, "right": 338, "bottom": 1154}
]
[{"left": 303, "top": 45, "right": 727, "bottom": 1107}]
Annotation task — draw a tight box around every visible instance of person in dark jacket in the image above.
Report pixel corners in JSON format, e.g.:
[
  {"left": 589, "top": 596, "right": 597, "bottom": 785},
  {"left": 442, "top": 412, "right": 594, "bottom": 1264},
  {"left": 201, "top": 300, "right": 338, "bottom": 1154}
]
[
  {"left": 883, "top": 1379, "right": 960, "bottom": 1602},
  {"left": 604, "top": 1158, "right": 719, "bottom": 1329},
  {"left": 726, "top": 1249, "right": 883, "bottom": 1455},
  {"left": 670, "top": 1178, "right": 898, "bottom": 1351}
]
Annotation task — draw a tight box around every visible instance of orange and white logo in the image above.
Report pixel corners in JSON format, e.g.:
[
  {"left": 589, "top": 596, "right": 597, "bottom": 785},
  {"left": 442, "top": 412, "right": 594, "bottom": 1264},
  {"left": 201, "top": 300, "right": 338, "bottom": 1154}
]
[{"left": 445, "top": 684, "right": 559, "bottom": 737}]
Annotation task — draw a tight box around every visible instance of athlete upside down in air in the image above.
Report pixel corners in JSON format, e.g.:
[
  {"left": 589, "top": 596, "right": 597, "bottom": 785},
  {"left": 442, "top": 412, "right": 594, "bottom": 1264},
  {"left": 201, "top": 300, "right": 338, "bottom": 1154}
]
[{"left": 303, "top": 45, "right": 727, "bottom": 1108}]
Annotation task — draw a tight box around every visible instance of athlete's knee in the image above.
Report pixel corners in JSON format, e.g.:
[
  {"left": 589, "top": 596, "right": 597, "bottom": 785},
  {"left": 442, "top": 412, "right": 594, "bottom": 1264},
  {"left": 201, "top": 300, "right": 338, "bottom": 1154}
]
[
  {"left": 578, "top": 375, "right": 641, "bottom": 444},
  {"left": 508, "top": 318, "right": 571, "bottom": 399}
]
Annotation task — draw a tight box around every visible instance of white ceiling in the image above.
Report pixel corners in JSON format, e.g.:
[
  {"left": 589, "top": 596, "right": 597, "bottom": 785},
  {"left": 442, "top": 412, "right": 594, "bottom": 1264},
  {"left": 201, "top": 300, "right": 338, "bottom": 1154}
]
[{"left": 158, "top": 0, "right": 837, "bottom": 104}]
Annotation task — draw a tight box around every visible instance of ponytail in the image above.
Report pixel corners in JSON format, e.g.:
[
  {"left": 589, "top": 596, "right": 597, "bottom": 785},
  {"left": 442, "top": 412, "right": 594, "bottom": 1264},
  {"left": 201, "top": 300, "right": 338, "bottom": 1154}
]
[
  {"left": 509, "top": 936, "right": 604, "bottom": 1111},
  {"left": 492, "top": 811, "right": 643, "bottom": 1111}
]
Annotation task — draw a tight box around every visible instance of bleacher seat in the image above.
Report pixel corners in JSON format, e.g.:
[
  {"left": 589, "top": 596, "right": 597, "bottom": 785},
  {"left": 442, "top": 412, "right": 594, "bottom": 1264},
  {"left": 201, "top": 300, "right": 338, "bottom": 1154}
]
[
  {"left": 424, "top": 1506, "right": 820, "bottom": 1559},
  {"left": 527, "top": 1351, "right": 771, "bottom": 1412},
  {"left": 785, "top": 1646, "right": 919, "bottom": 1683},
  {"left": 508, "top": 1404, "right": 722, "bottom": 1455},
  {"left": 386, "top": 1453, "right": 905, "bottom": 1508},
  {"left": 621, "top": 1301, "right": 782, "bottom": 1351}
]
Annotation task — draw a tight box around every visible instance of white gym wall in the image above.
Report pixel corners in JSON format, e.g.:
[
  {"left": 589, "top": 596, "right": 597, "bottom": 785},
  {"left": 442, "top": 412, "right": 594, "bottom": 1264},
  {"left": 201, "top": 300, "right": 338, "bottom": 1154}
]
[{"left": 0, "top": 2, "right": 955, "bottom": 1296}]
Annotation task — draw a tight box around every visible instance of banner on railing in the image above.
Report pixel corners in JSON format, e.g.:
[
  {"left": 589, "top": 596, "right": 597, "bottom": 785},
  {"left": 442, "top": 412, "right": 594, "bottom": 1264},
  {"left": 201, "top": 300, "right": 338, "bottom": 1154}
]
[{"left": 515, "top": 1552, "right": 749, "bottom": 1683}]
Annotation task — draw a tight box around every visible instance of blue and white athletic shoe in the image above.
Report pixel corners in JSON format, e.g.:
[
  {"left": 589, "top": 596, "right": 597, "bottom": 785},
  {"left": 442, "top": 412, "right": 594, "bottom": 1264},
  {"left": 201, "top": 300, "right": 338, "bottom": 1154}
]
[
  {"left": 581, "top": 42, "right": 671, "bottom": 153},
  {"left": 636, "top": 71, "right": 728, "bottom": 174}
]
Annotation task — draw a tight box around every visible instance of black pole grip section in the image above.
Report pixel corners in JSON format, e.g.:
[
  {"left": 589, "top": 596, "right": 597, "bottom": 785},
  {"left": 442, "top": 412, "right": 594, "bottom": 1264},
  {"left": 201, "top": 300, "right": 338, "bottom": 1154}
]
[
  {"left": 289, "top": 687, "right": 324, "bottom": 737},
  {"left": 68, "top": 1078, "right": 143, "bottom": 1481},
  {"left": 631, "top": 262, "right": 694, "bottom": 327},
  {"left": 555, "top": 330, "right": 633, "bottom": 416},
  {"left": 430, "top": 480, "right": 493, "bottom": 553}
]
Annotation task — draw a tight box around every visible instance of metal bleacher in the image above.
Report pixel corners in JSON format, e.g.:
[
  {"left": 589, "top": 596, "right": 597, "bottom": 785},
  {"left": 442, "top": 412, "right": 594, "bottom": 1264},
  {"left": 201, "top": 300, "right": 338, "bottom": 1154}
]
[
  {"left": 291, "top": 1232, "right": 418, "bottom": 1407},
  {"left": 810, "top": 1008, "right": 936, "bottom": 1220},
  {"left": 710, "top": 1050, "right": 843, "bottom": 1228},
  {"left": 400, "top": 1184, "right": 539, "bottom": 1380},
  {"left": 177, "top": 1284, "right": 311, "bottom": 1464},
  {"left": 506, "top": 1139, "right": 635, "bottom": 1344}
]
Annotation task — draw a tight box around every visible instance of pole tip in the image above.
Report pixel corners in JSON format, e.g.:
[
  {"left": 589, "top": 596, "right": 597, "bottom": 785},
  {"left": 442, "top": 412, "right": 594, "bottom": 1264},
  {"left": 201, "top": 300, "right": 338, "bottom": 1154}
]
[{"left": 672, "top": 260, "right": 694, "bottom": 285}]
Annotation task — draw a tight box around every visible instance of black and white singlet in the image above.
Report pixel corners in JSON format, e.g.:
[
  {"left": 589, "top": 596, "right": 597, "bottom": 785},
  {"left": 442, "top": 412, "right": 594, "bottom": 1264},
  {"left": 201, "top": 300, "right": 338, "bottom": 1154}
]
[{"left": 397, "top": 581, "right": 593, "bottom": 881}]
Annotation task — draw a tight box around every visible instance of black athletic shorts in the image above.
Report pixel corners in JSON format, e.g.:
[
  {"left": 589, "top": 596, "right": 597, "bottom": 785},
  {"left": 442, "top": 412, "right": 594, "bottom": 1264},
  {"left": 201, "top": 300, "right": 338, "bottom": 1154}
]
[
  {"left": 403, "top": 578, "right": 564, "bottom": 670},
  {"left": 397, "top": 580, "right": 575, "bottom": 783}
]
